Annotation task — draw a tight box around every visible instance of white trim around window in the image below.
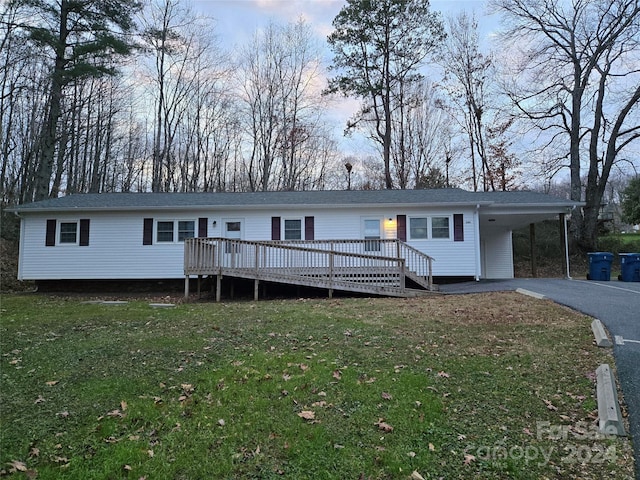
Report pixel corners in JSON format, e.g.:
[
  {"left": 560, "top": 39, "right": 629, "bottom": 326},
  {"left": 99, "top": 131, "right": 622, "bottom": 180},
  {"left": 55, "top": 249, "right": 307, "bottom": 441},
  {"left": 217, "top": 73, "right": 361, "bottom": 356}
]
[
  {"left": 58, "top": 221, "right": 79, "bottom": 245},
  {"left": 408, "top": 215, "right": 452, "bottom": 240},
  {"left": 155, "top": 219, "right": 196, "bottom": 243},
  {"left": 283, "top": 218, "right": 303, "bottom": 240}
]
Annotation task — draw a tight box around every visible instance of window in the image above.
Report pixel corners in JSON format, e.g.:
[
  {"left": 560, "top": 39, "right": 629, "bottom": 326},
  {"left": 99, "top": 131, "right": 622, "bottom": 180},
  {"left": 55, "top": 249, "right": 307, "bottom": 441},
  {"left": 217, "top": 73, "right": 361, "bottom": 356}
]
[
  {"left": 178, "top": 221, "right": 195, "bottom": 241},
  {"left": 364, "top": 219, "right": 381, "bottom": 251},
  {"left": 157, "top": 221, "right": 174, "bottom": 242},
  {"left": 156, "top": 220, "right": 195, "bottom": 243},
  {"left": 409, "top": 217, "right": 428, "bottom": 239},
  {"left": 59, "top": 222, "right": 78, "bottom": 244},
  {"left": 284, "top": 219, "right": 302, "bottom": 240},
  {"left": 431, "top": 217, "right": 450, "bottom": 239}
]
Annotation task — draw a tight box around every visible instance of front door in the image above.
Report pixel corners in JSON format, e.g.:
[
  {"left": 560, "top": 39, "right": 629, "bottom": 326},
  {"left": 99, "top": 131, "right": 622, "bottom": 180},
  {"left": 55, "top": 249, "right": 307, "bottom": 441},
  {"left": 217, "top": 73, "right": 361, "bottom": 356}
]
[
  {"left": 223, "top": 219, "right": 243, "bottom": 265},
  {"left": 363, "top": 218, "right": 381, "bottom": 252}
]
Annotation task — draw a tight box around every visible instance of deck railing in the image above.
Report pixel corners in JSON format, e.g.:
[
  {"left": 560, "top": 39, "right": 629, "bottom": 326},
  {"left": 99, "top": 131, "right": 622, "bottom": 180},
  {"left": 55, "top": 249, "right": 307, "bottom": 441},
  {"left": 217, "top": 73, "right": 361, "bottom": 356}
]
[{"left": 184, "top": 238, "right": 434, "bottom": 297}]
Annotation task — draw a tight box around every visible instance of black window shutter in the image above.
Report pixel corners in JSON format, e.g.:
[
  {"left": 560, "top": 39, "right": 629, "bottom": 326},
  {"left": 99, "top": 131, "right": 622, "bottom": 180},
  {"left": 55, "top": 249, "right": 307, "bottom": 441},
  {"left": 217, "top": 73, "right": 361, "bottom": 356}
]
[
  {"left": 271, "top": 217, "right": 281, "bottom": 240},
  {"left": 46, "top": 219, "right": 56, "bottom": 246},
  {"left": 198, "top": 217, "right": 208, "bottom": 238},
  {"left": 79, "top": 219, "right": 90, "bottom": 246},
  {"left": 454, "top": 214, "right": 464, "bottom": 242},
  {"left": 304, "top": 216, "right": 314, "bottom": 240},
  {"left": 396, "top": 215, "right": 406, "bottom": 242},
  {"left": 143, "top": 218, "right": 153, "bottom": 245}
]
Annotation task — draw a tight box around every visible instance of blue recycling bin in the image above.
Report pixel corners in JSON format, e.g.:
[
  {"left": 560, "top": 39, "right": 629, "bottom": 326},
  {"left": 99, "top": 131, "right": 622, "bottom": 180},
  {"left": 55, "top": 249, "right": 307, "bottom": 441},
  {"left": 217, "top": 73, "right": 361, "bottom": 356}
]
[
  {"left": 587, "top": 252, "right": 613, "bottom": 281},
  {"left": 618, "top": 253, "right": 640, "bottom": 282}
]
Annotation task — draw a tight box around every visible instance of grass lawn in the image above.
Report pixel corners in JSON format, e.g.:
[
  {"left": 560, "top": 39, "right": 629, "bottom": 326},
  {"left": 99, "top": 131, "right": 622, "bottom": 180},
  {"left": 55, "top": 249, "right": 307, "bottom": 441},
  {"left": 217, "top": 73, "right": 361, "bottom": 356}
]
[{"left": 0, "top": 293, "right": 635, "bottom": 479}]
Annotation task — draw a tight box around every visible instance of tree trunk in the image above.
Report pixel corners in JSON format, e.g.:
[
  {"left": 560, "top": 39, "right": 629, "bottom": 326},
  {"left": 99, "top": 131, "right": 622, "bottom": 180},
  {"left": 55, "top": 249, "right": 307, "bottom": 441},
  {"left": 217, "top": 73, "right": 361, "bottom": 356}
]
[{"left": 33, "top": 0, "right": 69, "bottom": 201}]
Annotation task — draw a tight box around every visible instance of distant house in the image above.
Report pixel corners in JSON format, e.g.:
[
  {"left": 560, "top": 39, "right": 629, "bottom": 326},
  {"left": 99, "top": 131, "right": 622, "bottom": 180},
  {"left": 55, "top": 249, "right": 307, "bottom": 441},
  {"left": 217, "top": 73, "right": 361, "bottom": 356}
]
[{"left": 9, "top": 189, "right": 580, "bottom": 297}]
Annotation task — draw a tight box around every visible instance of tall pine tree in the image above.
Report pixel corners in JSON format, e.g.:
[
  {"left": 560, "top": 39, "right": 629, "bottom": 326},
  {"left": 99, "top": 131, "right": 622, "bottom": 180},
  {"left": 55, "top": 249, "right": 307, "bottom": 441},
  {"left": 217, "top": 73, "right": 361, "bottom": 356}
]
[
  {"left": 14, "top": 0, "right": 142, "bottom": 200},
  {"left": 326, "top": 0, "right": 444, "bottom": 189}
]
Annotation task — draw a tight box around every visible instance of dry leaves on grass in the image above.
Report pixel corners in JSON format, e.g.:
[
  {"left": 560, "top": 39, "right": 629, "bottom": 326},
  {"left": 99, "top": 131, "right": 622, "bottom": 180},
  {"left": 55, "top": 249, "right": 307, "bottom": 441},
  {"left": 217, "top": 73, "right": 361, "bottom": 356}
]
[
  {"left": 375, "top": 418, "right": 394, "bottom": 432},
  {"left": 298, "top": 410, "right": 315, "bottom": 421}
]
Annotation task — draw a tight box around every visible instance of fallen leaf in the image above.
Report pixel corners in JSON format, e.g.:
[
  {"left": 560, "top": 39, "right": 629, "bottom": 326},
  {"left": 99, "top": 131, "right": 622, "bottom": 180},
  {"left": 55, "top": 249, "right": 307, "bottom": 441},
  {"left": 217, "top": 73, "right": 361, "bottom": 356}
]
[
  {"left": 437, "top": 371, "right": 450, "bottom": 378},
  {"left": 298, "top": 410, "right": 315, "bottom": 420},
  {"left": 124, "top": 464, "right": 132, "bottom": 471},
  {"left": 28, "top": 447, "right": 40, "bottom": 458},
  {"left": 147, "top": 450, "right": 154, "bottom": 458},
  {"left": 543, "top": 399, "right": 558, "bottom": 411},
  {"left": 282, "top": 374, "right": 291, "bottom": 381},
  {"left": 46, "top": 380, "right": 59, "bottom": 386},
  {"left": 381, "top": 392, "right": 392, "bottom": 400},
  {"left": 457, "top": 434, "right": 466, "bottom": 441},
  {"left": 9, "top": 460, "right": 27, "bottom": 472},
  {"left": 218, "top": 419, "right": 225, "bottom": 426},
  {"left": 428, "top": 443, "right": 435, "bottom": 451},
  {"left": 374, "top": 418, "right": 393, "bottom": 432},
  {"left": 34, "top": 395, "right": 45, "bottom": 404},
  {"left": 411, "top": 471, "right": 426, "bottom": 480},
  {"left": 464, "top": 453, "right": 476, "bottom": 465},
  {"left": 120, "top": 401, "right": 128, "bottom": 411},
  {"left": 332, "top": 370, "right": 342, "bottom": 380}
]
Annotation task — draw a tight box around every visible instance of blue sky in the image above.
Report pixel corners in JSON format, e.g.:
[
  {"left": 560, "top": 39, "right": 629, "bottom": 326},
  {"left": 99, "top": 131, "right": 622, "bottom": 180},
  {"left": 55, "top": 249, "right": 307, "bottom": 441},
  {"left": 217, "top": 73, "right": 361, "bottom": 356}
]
[{"left": 194, "top": 0, "right": 496, "bottom": 53}]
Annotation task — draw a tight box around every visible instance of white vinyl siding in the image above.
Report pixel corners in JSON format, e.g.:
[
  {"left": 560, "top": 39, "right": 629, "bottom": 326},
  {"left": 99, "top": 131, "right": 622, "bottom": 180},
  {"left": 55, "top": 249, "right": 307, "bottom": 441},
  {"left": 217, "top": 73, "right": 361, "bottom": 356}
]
[
  {"left": 17, "top": 206, "right": 479, "bottom": 280},
  {"left": 481, "top": 229, "right": 514, "bottom": 279}
]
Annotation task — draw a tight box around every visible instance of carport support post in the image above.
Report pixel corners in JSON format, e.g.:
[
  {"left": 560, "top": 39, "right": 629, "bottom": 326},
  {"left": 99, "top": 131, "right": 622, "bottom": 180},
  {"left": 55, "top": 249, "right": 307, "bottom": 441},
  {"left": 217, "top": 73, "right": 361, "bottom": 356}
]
[
  {"left": 529, "top": 223, "right": 537, "bottom": 278},
  {"left": 560, "top": 213, "right": 571, "bottom": 279}
]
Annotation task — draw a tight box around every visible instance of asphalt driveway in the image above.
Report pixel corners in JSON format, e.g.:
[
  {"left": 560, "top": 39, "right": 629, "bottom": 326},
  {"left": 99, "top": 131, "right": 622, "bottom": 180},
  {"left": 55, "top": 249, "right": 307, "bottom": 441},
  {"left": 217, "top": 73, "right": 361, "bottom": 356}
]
[{"left": 440, "top": 278, "right": 640, "bottom": 479}]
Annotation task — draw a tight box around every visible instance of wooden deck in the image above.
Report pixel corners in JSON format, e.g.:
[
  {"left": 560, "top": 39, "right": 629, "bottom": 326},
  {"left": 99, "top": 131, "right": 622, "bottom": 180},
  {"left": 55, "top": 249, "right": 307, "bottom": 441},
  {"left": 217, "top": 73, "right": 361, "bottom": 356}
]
[{"left": 183, "top": 238, "right": 436, "bottom": 300}]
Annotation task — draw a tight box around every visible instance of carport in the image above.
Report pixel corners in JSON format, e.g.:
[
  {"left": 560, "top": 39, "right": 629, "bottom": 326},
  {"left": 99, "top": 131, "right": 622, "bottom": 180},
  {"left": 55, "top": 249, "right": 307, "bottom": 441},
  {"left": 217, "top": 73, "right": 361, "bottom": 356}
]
[{"left": 476, "top": 192, "right": 583, "bottom": 280}]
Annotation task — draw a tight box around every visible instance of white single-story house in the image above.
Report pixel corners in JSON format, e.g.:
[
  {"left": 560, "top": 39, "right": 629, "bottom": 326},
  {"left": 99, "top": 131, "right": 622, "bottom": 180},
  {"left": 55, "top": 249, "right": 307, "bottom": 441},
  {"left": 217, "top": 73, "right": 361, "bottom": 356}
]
[{"left": 9, "top": 189, "right": 580, "bottom": 296}]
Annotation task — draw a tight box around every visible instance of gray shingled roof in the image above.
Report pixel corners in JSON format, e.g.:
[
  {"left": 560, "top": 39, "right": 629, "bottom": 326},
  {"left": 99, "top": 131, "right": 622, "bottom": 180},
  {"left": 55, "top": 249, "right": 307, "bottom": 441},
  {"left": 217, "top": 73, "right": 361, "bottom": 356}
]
[{"left": 9, "top": 188, "right": 580, "bottom": 213}]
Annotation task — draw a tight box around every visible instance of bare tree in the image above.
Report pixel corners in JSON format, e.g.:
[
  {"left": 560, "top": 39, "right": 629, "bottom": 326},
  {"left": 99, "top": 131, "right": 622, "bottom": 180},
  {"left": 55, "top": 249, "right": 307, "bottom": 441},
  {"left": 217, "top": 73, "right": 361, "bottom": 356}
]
[
  {"left": 391, "top": 79, "right": 451, "bottom": 188},
  {"left": 492, "top": 0, "right": 640, "bottom": 249},
  {"left": 238, "top": 19, "right": 331, "bottom": 192}
]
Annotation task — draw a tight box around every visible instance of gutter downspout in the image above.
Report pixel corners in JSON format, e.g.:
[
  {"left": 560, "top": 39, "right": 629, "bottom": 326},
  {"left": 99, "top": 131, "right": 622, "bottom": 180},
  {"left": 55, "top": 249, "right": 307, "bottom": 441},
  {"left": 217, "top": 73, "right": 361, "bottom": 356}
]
[
  {"left": 13, "top": 211, "right": 24, "bottom": 281},
  {"left": 474, "top": 204, "right": 481, "bottom": 281}
]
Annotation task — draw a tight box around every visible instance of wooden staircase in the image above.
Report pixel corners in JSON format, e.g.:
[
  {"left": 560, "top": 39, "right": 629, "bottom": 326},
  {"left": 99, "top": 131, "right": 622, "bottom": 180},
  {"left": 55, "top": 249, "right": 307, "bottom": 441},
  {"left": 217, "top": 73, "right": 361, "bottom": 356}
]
[{"left": 183, "top": 238, "right": 437, "bottom": 300}]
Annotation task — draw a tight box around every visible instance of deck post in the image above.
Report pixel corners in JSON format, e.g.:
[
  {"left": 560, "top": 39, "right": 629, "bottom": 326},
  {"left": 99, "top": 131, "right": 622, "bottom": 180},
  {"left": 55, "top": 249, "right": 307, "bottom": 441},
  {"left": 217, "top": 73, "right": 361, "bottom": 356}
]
[
  {"left": 399, "top": 259, "right": 406, "bottom": 291},
  {"left": 328, "top": 250, "right": 334, "bottom": 298},
  {"left": 216, "top": 274, "right": 221, "bottom": 302},
  {"left": 254, "top": 279, "right": 259, "bottom": 301},
  {"left": 184, "top": 275, "right": 190, "bottom": 299},
  {"left": 197, "top": 275, "right": 201, "bottom": 297}
]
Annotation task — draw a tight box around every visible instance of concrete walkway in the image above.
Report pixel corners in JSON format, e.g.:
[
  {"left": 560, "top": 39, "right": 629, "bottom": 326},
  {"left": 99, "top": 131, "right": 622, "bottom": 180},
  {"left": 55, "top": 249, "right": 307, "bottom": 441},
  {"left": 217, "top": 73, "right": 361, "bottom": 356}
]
[{"left": 440, "top": 278, "right": 640, "bottom": 479}]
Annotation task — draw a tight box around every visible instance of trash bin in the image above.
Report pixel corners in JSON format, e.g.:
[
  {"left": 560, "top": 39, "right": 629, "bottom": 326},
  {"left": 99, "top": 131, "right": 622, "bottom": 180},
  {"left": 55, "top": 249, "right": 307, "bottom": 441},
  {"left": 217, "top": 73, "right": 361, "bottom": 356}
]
[
  {"left": 618, "top": 253, "right": 640, "bottom": 282},
  {"left": 587, "top": 252, "right": 613, "bottom": 281}
]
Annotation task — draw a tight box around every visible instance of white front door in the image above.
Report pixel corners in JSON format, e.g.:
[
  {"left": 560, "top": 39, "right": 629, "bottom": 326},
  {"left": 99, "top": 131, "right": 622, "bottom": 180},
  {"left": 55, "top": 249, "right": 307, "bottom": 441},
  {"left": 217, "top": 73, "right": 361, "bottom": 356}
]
[
  {"left": 223, "top": 219, "right": 243, "bottom": 264},
  {"left": 363, "top": 218, "right": 381, "bottom": 252}
]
